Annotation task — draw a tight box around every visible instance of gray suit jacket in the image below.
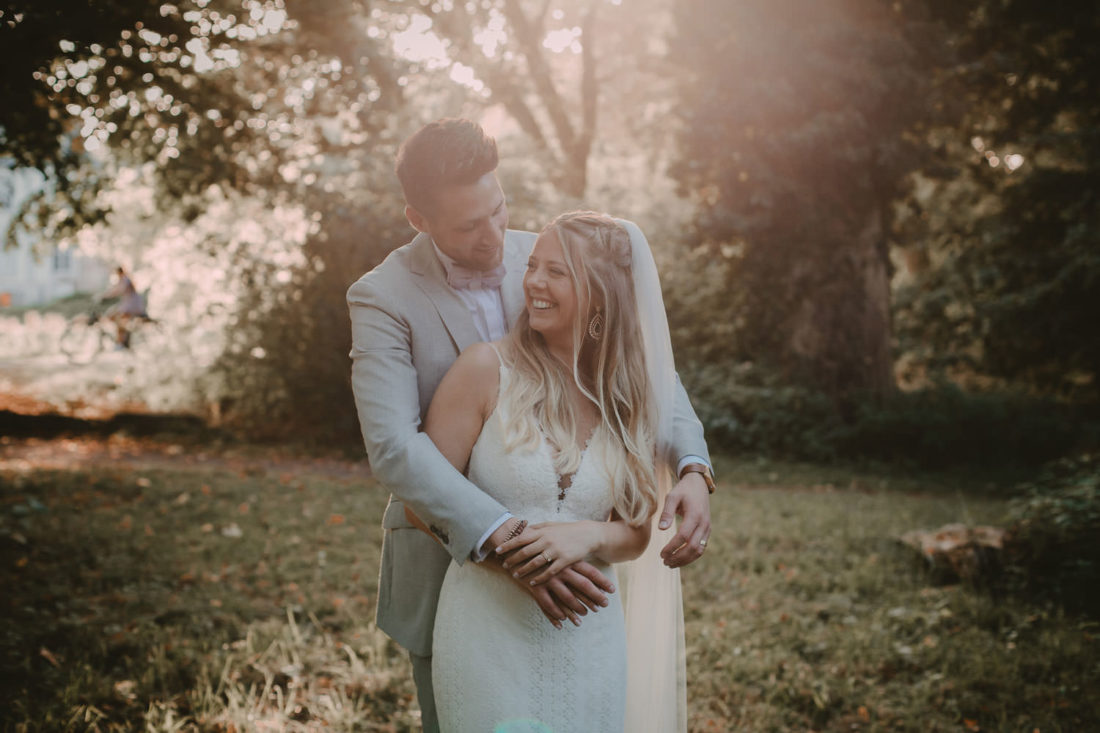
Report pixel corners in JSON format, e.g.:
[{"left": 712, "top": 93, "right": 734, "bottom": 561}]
[{"left": 347, "top": 228, "right": 709, "bottom": 657}]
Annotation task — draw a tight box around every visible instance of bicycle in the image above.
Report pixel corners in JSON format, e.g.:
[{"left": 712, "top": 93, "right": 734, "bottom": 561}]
[{"left": 58, "top": 307, "right": 162, "bottom": 364}]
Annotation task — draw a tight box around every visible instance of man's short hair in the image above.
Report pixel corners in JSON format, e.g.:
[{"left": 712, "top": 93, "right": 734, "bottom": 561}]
[{"left": 395, "top": 118, "right": 499, "bottom": 216}]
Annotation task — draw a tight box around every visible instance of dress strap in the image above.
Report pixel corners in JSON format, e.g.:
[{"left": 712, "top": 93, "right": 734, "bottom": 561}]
[{"left": 483, "top": 340, "right": 505, "bottom": 366}]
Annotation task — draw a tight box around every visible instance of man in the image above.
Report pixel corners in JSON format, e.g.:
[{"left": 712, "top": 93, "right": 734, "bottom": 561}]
[{"left": 347, "top": 118, "right": 715, "bottom": 731}]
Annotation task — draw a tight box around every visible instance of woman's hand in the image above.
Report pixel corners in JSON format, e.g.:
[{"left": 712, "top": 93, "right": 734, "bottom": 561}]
[{"left": 496, "top": 521, "right": 601, "bottom": 585}]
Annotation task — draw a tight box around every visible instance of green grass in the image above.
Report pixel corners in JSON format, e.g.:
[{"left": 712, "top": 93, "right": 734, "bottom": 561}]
[{"left": 1, "top": 451, "right": 1097, "bottom": 731}]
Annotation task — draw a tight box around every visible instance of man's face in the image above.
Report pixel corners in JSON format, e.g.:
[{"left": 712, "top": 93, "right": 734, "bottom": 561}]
[{"left": 411, "top": 172, "right": 508, "bottom": 272}]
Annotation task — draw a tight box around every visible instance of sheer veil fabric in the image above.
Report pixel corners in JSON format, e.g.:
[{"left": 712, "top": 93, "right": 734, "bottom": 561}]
[{"left": 615, "top": 219, "right": 687, "bottom": 733}]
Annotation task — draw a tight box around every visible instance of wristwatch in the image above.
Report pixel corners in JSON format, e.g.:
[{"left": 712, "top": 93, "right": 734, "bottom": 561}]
[{"left": 678, "top": 462, "right": 716, "bottom": 494}]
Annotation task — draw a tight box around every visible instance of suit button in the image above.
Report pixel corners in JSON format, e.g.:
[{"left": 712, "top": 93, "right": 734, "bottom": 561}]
[{"left": 429, "top": 524, "right": 450, "bottom": 545}]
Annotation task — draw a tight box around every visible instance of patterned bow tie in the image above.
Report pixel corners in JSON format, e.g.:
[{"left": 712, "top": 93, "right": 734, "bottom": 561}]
[{"left": 446, "top": 263, "right": 506, "bottom": 291}]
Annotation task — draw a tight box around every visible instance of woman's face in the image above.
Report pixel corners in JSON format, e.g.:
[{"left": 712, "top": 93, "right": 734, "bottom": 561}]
[{"left": 524, "top": 230, "right": 587, "bottom": 347}]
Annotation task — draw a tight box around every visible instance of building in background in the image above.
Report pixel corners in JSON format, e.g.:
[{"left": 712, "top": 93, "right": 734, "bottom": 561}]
[{"left": 0, "top": 163, "right": 110, "bottom": 307}]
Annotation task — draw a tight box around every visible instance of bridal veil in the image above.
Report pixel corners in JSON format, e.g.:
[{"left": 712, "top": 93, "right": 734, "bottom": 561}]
[{"left": 616, "top": 219, "right": 688, "bottom": 733}]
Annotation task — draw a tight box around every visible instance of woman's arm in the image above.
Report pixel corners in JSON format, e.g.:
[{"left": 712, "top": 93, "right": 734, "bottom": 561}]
[{"left": 496, "top": 512, "right": 652, "bottom": 585}]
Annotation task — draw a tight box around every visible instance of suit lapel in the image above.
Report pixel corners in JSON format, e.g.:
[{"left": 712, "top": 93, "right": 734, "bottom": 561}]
[{"left": 408, "top": 233, "right": 482, "bottom": 353}]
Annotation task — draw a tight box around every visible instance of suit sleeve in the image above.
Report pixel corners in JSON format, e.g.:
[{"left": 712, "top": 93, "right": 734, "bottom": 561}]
[
  {"left": 347, "top": 277, "right": 507, "bottom": 565},
  {"left": 669, "top": 373, "right": 712, "bottom": 470}
]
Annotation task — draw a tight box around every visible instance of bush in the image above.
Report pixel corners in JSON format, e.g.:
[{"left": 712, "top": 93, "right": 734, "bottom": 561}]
[
  {"left": 1002, "top": 454, "right": 1100, "bottom": 616},
  {"left": 681, "top": 361, "right": 845, "bottom": 460},
  {"left": 831, "top": 385, "right": 1090, "bottom": 469},
  {"left": 683, "top": 364, "right": 1096, "bottom": 469}
]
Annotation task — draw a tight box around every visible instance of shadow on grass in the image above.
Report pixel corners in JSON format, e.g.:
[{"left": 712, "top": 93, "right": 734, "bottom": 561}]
[{"left": 0, "top": 464, "right": 419, "bottom": 731}]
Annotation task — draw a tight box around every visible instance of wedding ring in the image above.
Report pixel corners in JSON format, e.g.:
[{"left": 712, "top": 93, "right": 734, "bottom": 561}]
[
  {"left": 542, "top": 551, "right": 553, "bottom": 564},
  {"left": 699, "top": 538, "right": 708, "bottom": 549}
]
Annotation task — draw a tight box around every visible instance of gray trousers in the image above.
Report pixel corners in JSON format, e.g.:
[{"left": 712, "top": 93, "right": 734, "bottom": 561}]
[{"left": 410, "top": 651, "right": 439, "bottom": 733}]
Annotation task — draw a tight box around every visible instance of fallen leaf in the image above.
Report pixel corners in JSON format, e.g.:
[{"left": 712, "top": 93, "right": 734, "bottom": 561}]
[
  {"left": 39, "top": 647, "right": 60, "bottom": 667},
  {"left": 858, "top": 705, "right": 870, "bottom": 722},
  {"left": 237, "top": 502, "right": 250, "bottom": 515},
  {"left": 201, "top": 523, "right": 214, "bottom": 533},
  {"left": 144, "top": 524, "right": 154, "bottom": 537},
  {"left": 16, "top": 557, "right": 28, "bottom": 568},
  {"left": 200, "top": 484, "right": 212, "bottom": 496},
  {"left": 136, "top": 477, "right": 152, "bottom": 488},
  {"left": 327, "top": 514, "right": 345, "bottom": 526},
  {"left": 964, "top": 719, "right": 980, "bottom": 731},
  {"left": 114, "top": 680, "right": 137, "bottom": 700},
  {"left": 118, "top": 515, "right": 132, "bottom": 530}
]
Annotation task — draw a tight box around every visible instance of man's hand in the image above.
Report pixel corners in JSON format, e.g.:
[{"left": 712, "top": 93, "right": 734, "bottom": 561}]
[
  {"left": 484, "top": 555, "right": 613, "bottom": 629},
  {"left": 529, "top": 562, "right": 614, "bottom": 629},
  {"left": 658, "top": 471, "right": 712, "bottom": 568}
]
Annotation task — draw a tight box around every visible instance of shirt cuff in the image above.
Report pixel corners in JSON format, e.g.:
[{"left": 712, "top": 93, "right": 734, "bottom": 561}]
[
  {"left": 676, "top": 455, "right": 712, "bottom": 478},
  {"left": 471, "top": 512, "right": 513, "bottom": 562}
]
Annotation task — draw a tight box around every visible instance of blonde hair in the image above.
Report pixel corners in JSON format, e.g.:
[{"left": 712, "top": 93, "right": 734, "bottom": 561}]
[{"left": 499, "top": 211, "right": 658, "bottom": 526}]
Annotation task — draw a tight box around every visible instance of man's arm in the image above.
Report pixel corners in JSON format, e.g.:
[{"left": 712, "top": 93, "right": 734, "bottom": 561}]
[
  {"left": 659, "top": 374, "right": 714, "bottom": 568},
  {"left": 348, "top": 277, "right": 506, "bottom": 564}
]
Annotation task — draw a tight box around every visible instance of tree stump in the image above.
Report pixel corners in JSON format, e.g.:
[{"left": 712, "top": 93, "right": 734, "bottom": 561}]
[{"left": 899, "top": 523, "right": 1007, "bottom": 584}]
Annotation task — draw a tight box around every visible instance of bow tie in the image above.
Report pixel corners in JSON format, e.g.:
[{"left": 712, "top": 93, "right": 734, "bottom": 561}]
[{"left": 446, "top": 263, "right": 506, "bottom": 291}]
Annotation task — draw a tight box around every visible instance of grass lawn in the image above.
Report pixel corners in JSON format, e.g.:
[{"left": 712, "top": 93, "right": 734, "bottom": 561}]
[{"left": 1, "top": 446, "right": 1096, "bottom": 731}]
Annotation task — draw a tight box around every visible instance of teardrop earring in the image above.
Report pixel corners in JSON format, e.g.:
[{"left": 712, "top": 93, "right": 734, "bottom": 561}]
[{"left": 586, "top": 308, "right": 604, "bottom": 341}]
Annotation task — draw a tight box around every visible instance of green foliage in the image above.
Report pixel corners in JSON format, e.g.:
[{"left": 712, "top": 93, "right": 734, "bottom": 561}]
[
  {"left": 893, "top": 0, "right": 1100, "bottom": 400},
  {"left": 1004, "top": 454, "right": 1100, "bottom": 615},
  {"left": 831, "top": 387, "right": 1090, "bottom": 470},
  {"left": 682, "top": 361, "right": 844, "bottom": 461},
  {"left": 205, "top": 188, "right": 410, "bottom": 444},
  {"left": 684, "top": 360, "right": 1092, "bottom": 469}
]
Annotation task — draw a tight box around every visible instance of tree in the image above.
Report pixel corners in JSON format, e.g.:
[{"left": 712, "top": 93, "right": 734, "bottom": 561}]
[
  {"left": 668, "top": 0, "right": 943, "bottom": 403},
  {"left": 893, "top": 0, "right": 1100, "bottom": 400}
]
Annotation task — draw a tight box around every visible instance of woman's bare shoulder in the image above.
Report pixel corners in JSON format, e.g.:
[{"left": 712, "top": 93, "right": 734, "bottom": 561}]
[{"left": 456, "top": 340, "right": 506, "bottom": 372}]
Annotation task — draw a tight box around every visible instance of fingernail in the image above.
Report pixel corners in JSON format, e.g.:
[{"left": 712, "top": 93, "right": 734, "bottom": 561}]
[
  {"left": 554, "top": 621, "right": 562, "bottom": 629},
  {"left": 601, "top": 599, "right": 609, "bottom": 606},
  {"left": 513, "top": 572, "right": 519, "bottom": 578},
  {"left": 659, "top": 519, "right": 670, "bottom": 529},
  {"left": 608, "top": 585, "right": 615, "bottom": 593},
  {"left": 495, "top": 546, "right": 503, "bottom": 553},
  {"left": 571, "top": 616, "right": 580, "bottom": 627}
]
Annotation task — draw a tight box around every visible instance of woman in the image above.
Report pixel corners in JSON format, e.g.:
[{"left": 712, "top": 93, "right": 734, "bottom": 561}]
[{"left": 415, "top": 212, "right": 685, "bottom": 732}]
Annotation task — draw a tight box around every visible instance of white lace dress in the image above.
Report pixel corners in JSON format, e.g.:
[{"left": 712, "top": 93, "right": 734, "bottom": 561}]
[{"left": 432, "top": 364, "right": 627, "bottom": 733}]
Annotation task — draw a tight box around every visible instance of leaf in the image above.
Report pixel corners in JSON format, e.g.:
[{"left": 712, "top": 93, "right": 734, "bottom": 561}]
[
  {"left": 39, "top": 647, "right": 60, "bottom": 667},
  {"left": 964, "top": 719, "right": 980, "bottom": 731}
]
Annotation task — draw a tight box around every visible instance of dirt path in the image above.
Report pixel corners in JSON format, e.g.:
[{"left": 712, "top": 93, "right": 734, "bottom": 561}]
[{"left": 0, "top": 433, "right": 372, "bottom": 480}]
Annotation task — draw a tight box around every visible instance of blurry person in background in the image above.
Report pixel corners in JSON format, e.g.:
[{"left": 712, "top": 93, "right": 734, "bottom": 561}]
[{"left": 98, "top": 266, "right": 146, "bottom": 349}]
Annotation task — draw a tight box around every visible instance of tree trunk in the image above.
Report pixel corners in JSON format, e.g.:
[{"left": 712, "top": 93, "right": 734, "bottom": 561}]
[{"left": 787, "top": 205, "right": 895, "bottom": 403}]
